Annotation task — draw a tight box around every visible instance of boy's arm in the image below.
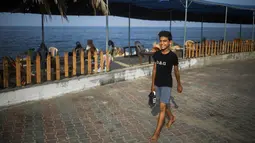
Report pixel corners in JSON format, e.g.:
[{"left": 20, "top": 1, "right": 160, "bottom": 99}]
[
  {"left": 174, "top": 65, "right": 181, "bottom": 85},
  {"left": 173, "top": 54, "right": 182, "bottom": 93}
]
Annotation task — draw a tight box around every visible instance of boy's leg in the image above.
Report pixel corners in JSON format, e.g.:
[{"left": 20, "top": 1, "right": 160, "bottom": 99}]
[
  {"left": 163, "top": 88, "right": 176, "bottom": 128},
  {"left": 151, "top": 102, "right": 167, "bottom": 141},
  {"left": 165, "top": 106, "right": 175, "bottom": 128},
  {"left": 151, "top": 87, "right": 171, "bottom": 141}
]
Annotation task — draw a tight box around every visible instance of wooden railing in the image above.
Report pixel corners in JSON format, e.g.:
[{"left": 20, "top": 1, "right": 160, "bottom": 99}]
[
  {"left": 0, "top": 50, "right": 110, "bottom": 89},
  {"left": 185, "top": 40, "right": 255, "bottom": 58},
  {"left": 0, "top": 40, "right": 254, "bottom": 90}
]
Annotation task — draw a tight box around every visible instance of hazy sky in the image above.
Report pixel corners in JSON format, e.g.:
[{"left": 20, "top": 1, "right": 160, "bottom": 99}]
[{"left": 0, "top": 13, "right": 252, "bottom": 27}]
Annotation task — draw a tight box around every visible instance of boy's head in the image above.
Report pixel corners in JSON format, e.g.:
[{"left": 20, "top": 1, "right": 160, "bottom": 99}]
[{"left": 158, "top": 31, "right": 172, "bottom": 50}]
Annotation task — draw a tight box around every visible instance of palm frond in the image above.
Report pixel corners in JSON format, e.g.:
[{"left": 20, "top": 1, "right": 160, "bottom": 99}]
[{"left": 20, "top": 0, "right": 109, "bottom": 21}]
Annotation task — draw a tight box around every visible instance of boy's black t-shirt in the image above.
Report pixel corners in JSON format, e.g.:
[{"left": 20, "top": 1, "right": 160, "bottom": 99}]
[{"left": 152, "top": 50, "right": 178, "bottom": 87}]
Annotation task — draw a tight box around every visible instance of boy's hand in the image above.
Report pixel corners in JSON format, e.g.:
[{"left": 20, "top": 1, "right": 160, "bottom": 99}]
[
  {"left": 177, "top": 84, "right": 183, "bottom": 93},
  {"left": 151, "top": 85, "right": 155, "bottom": 92}
]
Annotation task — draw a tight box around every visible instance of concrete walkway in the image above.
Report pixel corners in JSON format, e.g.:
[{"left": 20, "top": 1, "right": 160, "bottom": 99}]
[{"left": 1, "top": 59, "right": 255, "bottom": 143}]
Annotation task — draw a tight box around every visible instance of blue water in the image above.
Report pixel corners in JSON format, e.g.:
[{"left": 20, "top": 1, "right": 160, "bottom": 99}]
[{"left": 0, "top": 26, "right": 253, "bottom": 57}]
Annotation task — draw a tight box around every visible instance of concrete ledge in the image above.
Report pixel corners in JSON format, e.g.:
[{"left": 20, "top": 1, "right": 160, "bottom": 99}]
[
  {"left": 179, "top": 51, "right": 255, "bottom": 70},
  {"left": 0, "top": 51, "right": 255, "bottom": 107}
]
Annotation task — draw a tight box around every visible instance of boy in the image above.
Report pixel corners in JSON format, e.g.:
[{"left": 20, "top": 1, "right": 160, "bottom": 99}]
[{"left": 151, "top": 31, "right": 183, "bottom": 141}]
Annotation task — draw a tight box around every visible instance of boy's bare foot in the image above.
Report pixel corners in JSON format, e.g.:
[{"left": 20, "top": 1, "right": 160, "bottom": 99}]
[
  {"left": 150, "top": 133, "right": 160, "bottom": 142},
  {"left": 166, "top": 116, "right": 176, "bottom": 128}
]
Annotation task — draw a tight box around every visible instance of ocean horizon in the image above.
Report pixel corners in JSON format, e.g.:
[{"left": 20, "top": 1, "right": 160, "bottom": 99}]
[{"left": 0, "top": 26, "right": 253, "bottom": 57}]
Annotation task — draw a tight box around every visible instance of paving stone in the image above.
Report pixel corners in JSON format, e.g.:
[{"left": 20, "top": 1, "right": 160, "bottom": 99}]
[{"left": 1, "top": 60, "right": 255, "bottom": 142}]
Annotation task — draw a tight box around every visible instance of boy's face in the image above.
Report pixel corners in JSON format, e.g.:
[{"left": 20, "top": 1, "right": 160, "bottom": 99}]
[{"left": 159, "top": 36, "right": 171, "bottom": 50}]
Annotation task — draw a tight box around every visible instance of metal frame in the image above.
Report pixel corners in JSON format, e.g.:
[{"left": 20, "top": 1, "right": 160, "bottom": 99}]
[
  {"left": 239, "top": 23, "right": 242, "bottom": 39},
  {"left": 128, "top": 4, "right": 131, "bottom": 58},
  {"left": 201, "top": 16, "right": 203, "bottom": 42},
  {"left": 181, "top": 0, "right": 193, "bottom": 58},
  {"left": 169, "top": 11, "right": 172, "bottom": 31},
  {"left": 41, "top": 14, "right": 44, "bottom": 43},
  {"left": 252, "top": 11, "right": 255, "bottom": 41},
  {"left": 103, "top": 0, "right": 254, "bottom": 61},
  {"left": 224, "top": 6, "right": 228, "bottom": 42},
  {"left": 106, "top": 0, "right": 109, "bottom": 53}
]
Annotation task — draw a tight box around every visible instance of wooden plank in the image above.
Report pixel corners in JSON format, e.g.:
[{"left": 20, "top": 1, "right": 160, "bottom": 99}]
[
  {"left": 227, "top": 41, "right": 230, "bottom": 53},
  {"left": 191, "top": 44, "right": 195, "bottom": 58},
  {"left": 72, "top": 50, "right": 76, "bottom": 76},
  {"left": 201, "top": 42, "right": 205, "bottom": 57},
  {"left": 199, "top": 43, "right": 202, "bottom": 57},
  {"left": 47, "top": 54, "right": 51, "bottom": 81},
  {"left": 36, "top": 53, "right": 41, "bottom": 84},
  {"left": 106, "top": 50, "right": 109, "bottom": 72},
  {"left": 213, "top": 42, "right": 216, "bottom": 55},
  {"left": 26, "top": 55, "right": 31, "bottom": 84},
  {"left": 3, "top": 57, "right": 8, "bottom": 88},
  {"left": 195, "top": 43, "right": 199, "bottom": 57},
  {"left": 100, "top": 50, "right": 104, "bottom": 72},
  {"left": 208, "top": 41, "right": 211, "bottom": 56},
  {"left": 56, "top": 55, "right": 60, "bottom": 80},
  {"left": 16, "top": 56, "right": 21, "bottom": 87},
  {"left": 80, "top": 50, "right": 85, "bottom": 75},
  {"left": 64, "top": 52, "right": 69, "bottom": 78},
  {"left": 185, "top": 46, "right": 188, "bottom": 58},
  {"left": 241, "top": 41, "right": 244, "bottom": 52},
  {"left": 88, "top": 50, "right": 92, "bottom": 74},
  {"left": 94, "top": 52, "right": 98, "bottom": 73},
  {"left": 205, "top": 41, "right": 208, "bottom": 56},
  {"left": 220, "top": 41, "right": 223, "bottom": 54},
  {"left": 231, "top": 42, "right": 235, "bottom": 53}
]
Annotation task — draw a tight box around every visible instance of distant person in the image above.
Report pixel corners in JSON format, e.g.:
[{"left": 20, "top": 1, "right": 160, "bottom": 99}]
[
  {"left": 48, "top": 47, "right": 58, "bottom": 57},
  {"left": 36, "top": 42, "right": 48, "bottom": 69},
  {"left": 86, "top": 40, "right": 98, "bottom": 57},
  {"left": 150, "top": 31, "right": 183, "bottom": 142},
  {"left": 75, "top": 41, "right": 83, "bottom": 56},
  {"left": 108, "top": 40, "right": 116, "bottom": 57}
]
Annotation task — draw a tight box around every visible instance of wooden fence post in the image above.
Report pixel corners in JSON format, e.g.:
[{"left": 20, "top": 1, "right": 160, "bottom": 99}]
[
  {"left": 80, "top": 50, "right": 85, "bottom": 75},
  {"left": 72, "top": 50, "right": 76, "bottom": 76},
  {"left": 201, "top": 42, "right": 205, "bottom": 57},
  {"left": 3, "top": 57, "right": 8, "bottom": 88},
  {"left": 195, "top": 43, "right": 199, "bottom": 57},
  {"left": 106, "top": 50, "right": 110, "bottom": 72},
  {"left": 88, "top": 51, "right": 92, "bottom": 74},
  {"left": 36, "top": 53, "right": 41, "bottom": 84},
  {"left": 100, "top": 50, "right": 104, "bottom": 72},
  {"left": 94, "top": 52, "right": 98, "bottom": 73},
  {"left": 15, "top": 56, "right": 21, "bottom": 87},
  {"left": 64, "top": 52, "right": 69, "bottom": 78},
  {"left": 46, "top": 54, "right": 51, "bottom": 81},
  {"left": 56, "top": 55, "right": 60, "bottom": 80},
  {"left": 208, "top": 41, "right": 211, "bottom": 56},
  {"left": 26, "top": 55, "right": 31, "bottom": 84}
]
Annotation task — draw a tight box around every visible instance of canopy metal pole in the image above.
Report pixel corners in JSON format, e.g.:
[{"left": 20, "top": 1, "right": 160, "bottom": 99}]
[
  {"left": 224, "top": 6, "right": 228, "bottom": 42},
  {"left": 128, "top": 4, "right": 131, "bottom": 58},
  {"left": 169, "top": 11, "right": 172, "bottom": 31},
  {"left": 106, "top": 0, "right": 109, "bottom": 53},
  {"left": 183, "top": 0, "right": 188, "bottom": 58},
  {"left": 239, "top": 23, "right": 242, "bottom": 39},
  {"left": 42, "top": 14, "right": 44, "bottom": 43},
  {"left": 201, "top": 16, "right": 203, "bottom": 42},
  {"left": 252, "top": 11, "right": 254, "bottom": 41}
]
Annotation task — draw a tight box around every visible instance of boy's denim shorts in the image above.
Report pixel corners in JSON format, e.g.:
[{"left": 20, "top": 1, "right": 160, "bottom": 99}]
[{"left": 155, "top": 86, "right": 171, "bottom": 104}]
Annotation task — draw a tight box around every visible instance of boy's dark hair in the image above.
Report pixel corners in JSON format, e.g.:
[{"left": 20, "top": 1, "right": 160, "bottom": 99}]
[{"left": 158, "top": 31, "right": 172, "bottom": 41}]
